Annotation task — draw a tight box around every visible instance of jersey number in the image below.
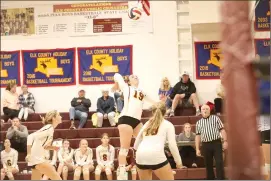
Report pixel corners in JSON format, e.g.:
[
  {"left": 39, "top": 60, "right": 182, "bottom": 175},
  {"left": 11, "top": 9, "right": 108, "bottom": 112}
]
[
  {"left": 133, "top": 91, "right": 144, "bottom": 101},
  {"left": 102, "top": 154, "right": 107, "bottom": 161},
  {"left": 7, "top": 160, "right": 11, "bottom": 166}
]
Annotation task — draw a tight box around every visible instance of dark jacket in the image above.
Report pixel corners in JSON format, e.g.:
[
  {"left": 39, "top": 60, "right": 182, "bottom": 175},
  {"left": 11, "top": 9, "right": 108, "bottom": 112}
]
[
  {"left": 169, "top": 78, "right": 196, "bottom": 100},
  {"left": 71, "top": 97, "right": 91, "bottom": 113},
  {"left": 97, "top": 96, "right": 115, "bottom": 114}
]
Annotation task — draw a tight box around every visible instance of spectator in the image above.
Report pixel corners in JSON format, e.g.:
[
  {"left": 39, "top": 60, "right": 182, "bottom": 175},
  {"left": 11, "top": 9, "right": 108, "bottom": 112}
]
[
  {"left": 214, "top": 70, "right": 224, "bottom": 115},
  {"left": 6, "top": 117, "right": 28, "bottom": 153},
  {"left": 42, "top": 150, "right": 57, "bottom": 180},
  {"left": 2, "top": 83, "right": 19, "bottom": 121},
  {"left": 73, "top": 139, "right": 94, "bottom": 180},
  {"left": 113, "top": 76, "right": 129, "bottom": 113},
  {"left": 18, "top": 85, "right": 35, "bottom": 121},
  {"left": 97, "top": 89, "right": 116, "bottom": 128},
  {"left": 69, "top": 90, "right": 91, "bottom": 129},
  {"left": 195, "top": 104, "right": 227, "bottom": 180},
  {"left": 57, "top": 140, "right": 74, "bottom": 180},
  {"left": 176, "top": 123, "right": 197, "bottom": 168},
  {"left": 159, "top": 77, "right": 173, "bottom": 102},
  {"left": 114, "top": 91, "right": 124, "bottom": 113},
  {"left": 95, "top": 133, "right": 115, "bottom": 180},
  {"left": 117, "top": 148, "right": 137, "bottom": 180},
  {"left": 167, "top": 71, "right": 200, "bottom": 116},
  {"left": 0, "top": 139, "right": 19, "bottom": 180}
]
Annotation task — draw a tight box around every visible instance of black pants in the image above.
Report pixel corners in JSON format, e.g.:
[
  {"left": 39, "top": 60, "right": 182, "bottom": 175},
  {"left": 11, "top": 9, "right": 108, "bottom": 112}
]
[
  {"left": 214, "top": 98, "right": 223, "bottom": 113},
  {"left": 10, "top": 138, "right": 27, "bottom": 153},
  {"left": 202, "top": 139, "right": 225, "bottom": 180},
  {"left": 3, "top": 107, "right": 19, "bottom": 120},
  {"left": 179, "top": 146, "right": 197, "bottom": 167}
]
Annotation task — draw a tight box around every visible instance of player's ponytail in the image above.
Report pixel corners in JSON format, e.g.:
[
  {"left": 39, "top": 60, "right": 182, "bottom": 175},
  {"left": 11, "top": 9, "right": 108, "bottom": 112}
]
[
  {"left": 40, "top": 110, "right": 58, "bottom": 125},
  {"left": 144, "top": 102, "right": 166, "bottom": 136}
]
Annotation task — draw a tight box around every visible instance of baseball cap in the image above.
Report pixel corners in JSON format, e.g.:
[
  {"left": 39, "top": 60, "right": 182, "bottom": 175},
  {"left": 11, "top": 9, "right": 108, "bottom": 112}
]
[{"left": 182, "top": 71, "right": 189, "bottom": 76}]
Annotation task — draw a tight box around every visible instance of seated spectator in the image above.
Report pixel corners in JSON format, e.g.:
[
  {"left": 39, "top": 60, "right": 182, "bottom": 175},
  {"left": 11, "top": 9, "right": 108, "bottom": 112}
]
[
  {"left": 214, "top": 70, "right": 224, "bottom": 115},
  {"left": 0, "top": 139, "right": 19, "bottom": 180},
  {"left": 42, "top": 150, "right": 57, "bottom": 180},
  {"left": 73, "top": 139, "right": 94, "bottom": 180},
  {"left": 167, "top": 71, "right": 200, "bottom": 116},
  {"left": 18, "top": 85, "right": 35, "bottom": 121},
  {"left": 116, "top": 147, "right": 137, "bottom": 180},
  {"left": 69, "top": 90, "right": 91, "bottom": 129},
  {"left": 114, "top": 91, "right": 124, "bottom": 113},
  {"left": 6, "top": 117, "right": 28, "bottom": 153},
  {"left": 97, "top": 89, "right": 116, "bottom": 127},
  {"left": 2, "top": 83, "right": 19, "bottom": 121},
  {"left": 159, "top": 77, "right": 173, "bottom": 102},
  {"left": 176, "top": 123, "right": 197, "bottom": 168},
  {"left": 95, "top": 133, "right": 115, "bottom": 180},
  {"left": 113, "top": 76, "right": 129, "bottom": 113},
  {"left": 57, "top": 139, "right": 74, "bottom": 180}
]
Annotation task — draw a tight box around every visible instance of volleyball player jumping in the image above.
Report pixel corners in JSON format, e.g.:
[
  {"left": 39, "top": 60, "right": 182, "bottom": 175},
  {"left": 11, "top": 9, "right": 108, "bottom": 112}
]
[
  {"left": 26, "top": 110, "right": 62, "bottom": 180},
  {"left": 112, "top": 73, "right": 154, "bottom": 180}
]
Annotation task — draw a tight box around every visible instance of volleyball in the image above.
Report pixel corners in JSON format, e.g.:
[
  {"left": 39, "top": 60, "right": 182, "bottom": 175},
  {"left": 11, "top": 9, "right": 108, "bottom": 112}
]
[{"left": 128, "top": 7, "right": 142, "bottom": 20}]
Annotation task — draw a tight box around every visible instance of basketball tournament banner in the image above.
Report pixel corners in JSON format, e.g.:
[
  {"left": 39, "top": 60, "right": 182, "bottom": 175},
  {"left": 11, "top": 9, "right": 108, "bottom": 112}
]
[
  {"left": 0, "top": 51, "right": 21, "bottom": 87},
  {"left": 78, "top": 45, "right": 132, "bottom": 85},
  {"left": 22, "top": 48, "right": 76, "bottom": 87},
  {"left": 255, "top": 39, "right": 270, "bottom": 58},
  {"left": 255, "top": 0, "right": 270, "bottom": 31},
  {"left": 195, "top": 41, "right": 222, "bottom": 80},
  {"left": 2, "top": 1, "right": 153, "bottom": 39}
]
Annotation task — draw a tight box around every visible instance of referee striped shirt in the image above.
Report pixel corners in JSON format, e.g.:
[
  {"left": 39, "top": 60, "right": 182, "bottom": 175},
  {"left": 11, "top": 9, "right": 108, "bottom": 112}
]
[{"left": 196, "top": 115, "right": 224, "bottom": 142}]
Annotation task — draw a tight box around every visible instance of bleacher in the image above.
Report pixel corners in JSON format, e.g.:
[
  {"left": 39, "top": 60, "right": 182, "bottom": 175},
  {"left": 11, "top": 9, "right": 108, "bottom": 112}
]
[{"left": 0, "top": 107, "right": 227, "bottom": 180}]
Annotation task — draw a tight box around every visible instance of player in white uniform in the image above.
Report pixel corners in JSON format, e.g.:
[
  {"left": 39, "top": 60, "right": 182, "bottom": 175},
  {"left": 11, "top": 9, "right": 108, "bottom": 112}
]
[
  {"left": 95, "top": 133, "right": 115, "bottom": 180},
  {"left": 26, "top": 110, "right": 62, "bottom": 180},
  {"left": 134, "top": 102, "right": 185, "bottom": 180},
  {"left": 112, "top": 73, "right": 154, "bottom": 180},
  {"left": 73, "top": 139, "right": 94, "bottom": 180},
  {"left": 0, "top": 139, "right": 19, "bottom": 180},
  {"left": 57, "top": 139, "right": 75, "bottom": 180}
]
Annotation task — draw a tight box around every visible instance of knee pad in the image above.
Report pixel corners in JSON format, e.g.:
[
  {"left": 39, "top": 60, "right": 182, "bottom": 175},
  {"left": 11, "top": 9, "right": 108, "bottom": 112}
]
[
  {"left": 265, "top": 164, "right": 270, "bottom": 172},
  {"left": 95, "top": 167, "right": 102, "bottom": 175},
  {"left": 105, "top": 167, "right": 112, "bottom": 175},
  {"left": 6, "top": 172, "right": 13, "bottom": 178},
  {"left": 131, "top": 166, "right": 137, "bottom": 174},
  {"left": 119, "top": 148, "right": 129, "bottom": 156}
]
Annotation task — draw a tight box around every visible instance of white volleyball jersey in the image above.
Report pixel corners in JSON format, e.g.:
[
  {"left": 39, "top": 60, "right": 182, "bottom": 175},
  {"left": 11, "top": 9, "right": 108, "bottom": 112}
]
[
  {"left": 96, "top": 145, "right": 115, "bottom": 166},
  {"left": 74, "top": 147, "right": 93, "bottom": 166},
  {"left": 27, "top": 124, "right": 54, "bottom": 166},
  {"left": 58, "top": 147, "right": 74, "bottom": 165},
  {"left": 134, "top": 119, "right": 183, "bottom": 166},
  {"left": 1, "top": 148, "right": 19, "bottom": 170},
  {"left": 114, "top": 73, "right": 146, "bottom": 120}
]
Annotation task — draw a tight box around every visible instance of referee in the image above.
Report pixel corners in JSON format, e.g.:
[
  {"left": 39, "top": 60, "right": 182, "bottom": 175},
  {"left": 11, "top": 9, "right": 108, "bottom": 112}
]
[{"left": 195, "top": 104, "right": 227, "bottom": 180}]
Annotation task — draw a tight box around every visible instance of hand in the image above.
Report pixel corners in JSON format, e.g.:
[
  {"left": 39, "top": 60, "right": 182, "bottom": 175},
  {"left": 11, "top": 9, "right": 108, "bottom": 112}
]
[
  {"left": 196, "top": 149, "right": 201, "bottom": 157},
  {"left": 223, "top": 141, "right": 228, "bottom": 150},
  {"left": 104, "top": 114, "right": 108, "bottom": 119},
  {"left": 25, "top": 154, "right": 31, "bottom": 162},
  {"left": 176, "top": 164, "right": 186, "bottom": 169},
  {"left": 13, "top": 126, "right": 18, "bottom": 131},
  {"left": 125, "top": 165, "right": 131, "bottom": 171},
  {"left": 77, "top": 99, "right": 82, "bottom": 103},
  {"left": 50, "top": 146, "right": 60, "bottom": 151},
  {"left": 180, "top": 94, "right": 185, "bottom": 98}
]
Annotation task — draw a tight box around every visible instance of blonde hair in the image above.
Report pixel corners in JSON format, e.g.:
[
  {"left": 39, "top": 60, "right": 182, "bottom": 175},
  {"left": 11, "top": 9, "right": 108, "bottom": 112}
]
[
  {"left": 144, "top": 102, "right": 166, "bottom": 136},
  {"left": 183, "top": 123, "right": 191, "bottom": 133},
  {"left": 40, "top": 110, "right": 59, "bottom": 125},
  {"left": 160, "top": 77, "right": 171, "bottom": 91}
]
